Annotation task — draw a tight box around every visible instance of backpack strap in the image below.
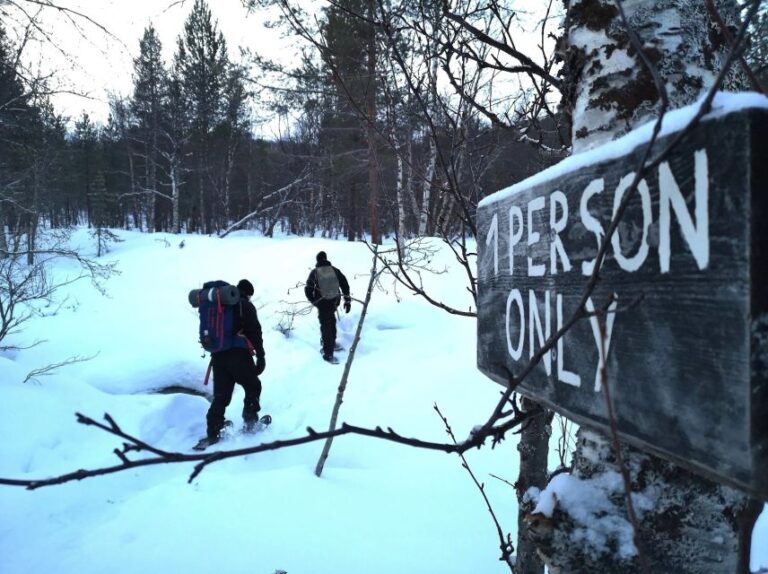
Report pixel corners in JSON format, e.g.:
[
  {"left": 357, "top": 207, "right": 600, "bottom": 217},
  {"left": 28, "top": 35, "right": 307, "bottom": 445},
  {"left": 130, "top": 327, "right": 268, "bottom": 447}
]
[{"left": 236, "top": 301, "right": 256, "bottom": 356}]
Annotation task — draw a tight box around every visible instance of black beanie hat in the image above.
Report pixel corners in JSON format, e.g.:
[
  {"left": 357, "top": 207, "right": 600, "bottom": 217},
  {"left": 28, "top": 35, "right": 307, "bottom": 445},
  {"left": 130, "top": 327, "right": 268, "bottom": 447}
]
[
  {"left": 316, "top": 251, "right": 328, "bottom": 263},
  {"left": 237, "top": 279, "right": 254, "bottom": 297}
]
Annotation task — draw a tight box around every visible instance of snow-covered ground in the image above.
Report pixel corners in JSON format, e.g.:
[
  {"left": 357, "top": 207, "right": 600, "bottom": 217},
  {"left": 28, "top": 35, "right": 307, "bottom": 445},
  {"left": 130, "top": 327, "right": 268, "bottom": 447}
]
[{"left": 0, "top": 229, "right": 765, "bottom": 573}]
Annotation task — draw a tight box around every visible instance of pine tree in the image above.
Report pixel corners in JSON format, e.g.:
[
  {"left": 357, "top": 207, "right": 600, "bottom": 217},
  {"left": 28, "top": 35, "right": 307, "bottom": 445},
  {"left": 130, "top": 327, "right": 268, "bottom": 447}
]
[
  {"left": 132, "top": 24, "right": 168, "bottom": 232},
  {"left": 0, "top": 23, "right": 32, "bottom": 258},
  {"left": 320, "top": 0, "right": 373, "bottom": 241},
  {"left": 72, "top": 113, "right": 100, "bottom": 227},
  {"left": 173, "top": 0, "right": 229, "bottom": 233},
  {"left": 217, "top": 63, "right": 250, "bottom": 226}
]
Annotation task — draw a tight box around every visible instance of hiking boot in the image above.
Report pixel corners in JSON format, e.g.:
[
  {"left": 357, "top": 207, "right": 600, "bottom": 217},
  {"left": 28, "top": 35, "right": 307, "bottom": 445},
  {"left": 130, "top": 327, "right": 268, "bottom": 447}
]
[
  {"left": 208, "top": 419, "right": 233, "bottom": 441},
  {"left": 322, "top": 353, "right": 339, "bottom": 364},
  {"left": 243, "top": 414, "right": 259, "bottom": 434}
]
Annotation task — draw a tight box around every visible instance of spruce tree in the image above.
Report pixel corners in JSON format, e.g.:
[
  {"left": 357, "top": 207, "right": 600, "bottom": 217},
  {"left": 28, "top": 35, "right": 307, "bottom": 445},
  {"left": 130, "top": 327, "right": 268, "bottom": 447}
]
[
  {"left": 72, "top": 113, "right": 100, "bottom": 227},
  {"left": 88, "top": 171, "right": 120, "bottom": 257}
]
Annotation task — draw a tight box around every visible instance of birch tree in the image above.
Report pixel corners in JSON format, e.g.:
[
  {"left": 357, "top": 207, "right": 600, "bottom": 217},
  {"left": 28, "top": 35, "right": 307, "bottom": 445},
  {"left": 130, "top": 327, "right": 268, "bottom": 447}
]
[{"left": 525, "top": 2, "right": 760, "bottom": 573}]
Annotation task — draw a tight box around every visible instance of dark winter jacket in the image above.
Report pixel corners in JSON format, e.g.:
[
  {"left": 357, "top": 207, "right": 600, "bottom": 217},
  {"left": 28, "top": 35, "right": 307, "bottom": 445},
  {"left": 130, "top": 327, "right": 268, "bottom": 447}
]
[
  {"left": 304, "top": 260, "right": 350, "bottom": 305},
  {"left": 232, "top": 298, "right": 265, "bottom": 359}
]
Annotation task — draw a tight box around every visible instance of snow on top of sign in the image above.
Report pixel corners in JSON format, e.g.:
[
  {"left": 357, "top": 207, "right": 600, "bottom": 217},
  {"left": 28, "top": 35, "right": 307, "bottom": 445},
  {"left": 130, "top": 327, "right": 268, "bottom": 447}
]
[{"left": 479, "top": 91, "right": 768, "bottom": 208}]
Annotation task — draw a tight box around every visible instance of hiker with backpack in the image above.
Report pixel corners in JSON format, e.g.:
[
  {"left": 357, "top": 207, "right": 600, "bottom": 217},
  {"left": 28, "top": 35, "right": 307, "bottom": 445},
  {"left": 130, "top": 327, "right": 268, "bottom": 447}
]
[
  {"left": 305, "top": 251, "right": 351, "bottom": 363},
  {"left": 190, "top": 279, "right": 266, "bottom": 447}
]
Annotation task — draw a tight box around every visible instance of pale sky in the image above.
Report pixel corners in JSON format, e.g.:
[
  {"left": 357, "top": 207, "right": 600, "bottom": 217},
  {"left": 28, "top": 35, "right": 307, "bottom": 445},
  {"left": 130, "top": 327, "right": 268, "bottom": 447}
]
[
  {"left": 10, "top": 0, "right": 288, "bottom": 129},
  {"left": 7, "top": 0, "right": 556, "bottom": 136}
]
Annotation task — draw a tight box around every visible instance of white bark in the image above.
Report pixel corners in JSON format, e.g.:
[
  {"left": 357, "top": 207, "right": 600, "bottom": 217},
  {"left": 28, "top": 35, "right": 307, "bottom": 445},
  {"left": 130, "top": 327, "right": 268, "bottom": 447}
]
[
  {"left": 418, "top": 136, "right": 436, "bottom": 236},
  {"left": 406, "top": 130, "right": 419, "bottom": 223},
  {"left": 391, "top": 125, "right": 407, "bottom": 249},
  {"left": 533, "top": 430, "right": 749, "bottom": 574},
  {"left": 566, "top": 0, "right": 744, "bottom": 154},
  {"left": 418, "top": 51, "right": 440, "bottom": 237},
  {"left": 533, "top": 2, "right": 756, "bottom": 572},
  {"left": 145, "top": 142, "right": 155, "bottom": 232},
  {"left": 170, "top": 158, "right": 180, "bottom": 234},
  {"left": 0, "top": 203, "right": 7, "bottom": 259}
]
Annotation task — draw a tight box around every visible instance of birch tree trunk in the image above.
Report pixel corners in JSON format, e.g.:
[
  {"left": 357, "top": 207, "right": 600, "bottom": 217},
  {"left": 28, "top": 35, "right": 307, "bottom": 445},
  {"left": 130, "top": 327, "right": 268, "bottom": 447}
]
[
  {"left": 171, "top": 156, "right": 180, "bottom": 234},
  {"left": 127, "top": 149, "right": 140, "bottom": 231},
  {"left": 366, "top": 0, "right": 380, "bottom": 245},
  {"left": 144, "top": 141, "right": 154, "bottom": 232},
  {"left": 224, "top": 139, "right": 235, "bottom": 226},
  {"left": 418, "top": 49, "right": 439, "bottom": 237},
  {"left": 198, "top": 158, "right": 206, "bottom": 234},
  {"left": 389, "top": 124, "right": 407, "bottom": 250},
  {"left": 0, "top": 203, "right": 7, "bottom": 259},
  {"left": 564, "top": 0, "right": 745, "bottom": 154},
  {"left": 406, "top": 128, "right": 419, "bottom": 225},
  {"left": 26, "top": 171, "right": 39, "bottom": 266},
  {"left": 418, "top": 136, "right": 436, "bottom": 236},
  {"left": 150, "top": 131, "right": 158, "bottom": 231},
  {"left": 530, "top": 2, "right": 755, "bottom": 572}
]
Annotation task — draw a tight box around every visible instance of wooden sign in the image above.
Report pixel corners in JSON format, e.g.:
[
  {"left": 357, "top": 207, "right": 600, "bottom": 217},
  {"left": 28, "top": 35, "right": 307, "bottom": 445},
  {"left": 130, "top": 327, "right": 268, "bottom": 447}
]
[{"left": 476, "top": 105, "right": 768, "bottom": 500}]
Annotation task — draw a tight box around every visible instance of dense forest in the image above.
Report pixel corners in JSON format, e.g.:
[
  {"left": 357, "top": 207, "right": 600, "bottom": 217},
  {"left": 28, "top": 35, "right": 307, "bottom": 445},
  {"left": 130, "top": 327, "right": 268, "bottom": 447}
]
[{"left": 0, "top": 0, "right": 573, "bottom": 252}]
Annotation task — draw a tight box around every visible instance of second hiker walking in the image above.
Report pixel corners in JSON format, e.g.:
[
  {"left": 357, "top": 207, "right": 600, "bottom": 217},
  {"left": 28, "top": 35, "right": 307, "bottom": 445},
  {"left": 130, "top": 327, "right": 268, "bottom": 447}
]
[{"left": 305, "top": 251, "right": 351, "bottom": 363}]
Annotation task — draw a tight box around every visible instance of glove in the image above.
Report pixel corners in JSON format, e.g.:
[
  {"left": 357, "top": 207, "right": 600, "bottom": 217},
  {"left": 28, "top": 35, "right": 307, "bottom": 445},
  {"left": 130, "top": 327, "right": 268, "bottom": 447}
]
[
  {"left": 255, "top": 356, "right": 266, "bottom": 376},
  {"left": 343, "top": 299, "right": 351, "bottom": 314}
]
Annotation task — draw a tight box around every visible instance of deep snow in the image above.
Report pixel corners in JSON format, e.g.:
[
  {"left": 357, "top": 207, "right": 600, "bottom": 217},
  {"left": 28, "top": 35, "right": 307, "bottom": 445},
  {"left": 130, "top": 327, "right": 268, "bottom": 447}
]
[{"left": 0, "top": 230, "right": 765, "bottom": 573}]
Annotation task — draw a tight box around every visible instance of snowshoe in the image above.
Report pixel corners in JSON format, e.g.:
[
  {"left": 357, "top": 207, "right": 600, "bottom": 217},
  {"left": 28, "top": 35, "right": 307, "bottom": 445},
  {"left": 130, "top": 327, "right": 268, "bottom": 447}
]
[
  {"left": 242, "top": 414, "right": 272, "bottom": 435},
  {"left": 192, "top": 420, "right": 233, "bottom": 451},
  {"left": 192, "top": 436, "right": 219, "bottom": 451}
]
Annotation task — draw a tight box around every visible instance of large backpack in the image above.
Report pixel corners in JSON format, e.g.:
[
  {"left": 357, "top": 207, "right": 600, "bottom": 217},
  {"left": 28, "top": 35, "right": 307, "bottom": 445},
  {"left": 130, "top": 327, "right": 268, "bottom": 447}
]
[
  {"left": 316, "top": 266, "right": 340, "bottom": 300},
  {"left": 188, "top": 280, "right": 247, "bottom": 353}
]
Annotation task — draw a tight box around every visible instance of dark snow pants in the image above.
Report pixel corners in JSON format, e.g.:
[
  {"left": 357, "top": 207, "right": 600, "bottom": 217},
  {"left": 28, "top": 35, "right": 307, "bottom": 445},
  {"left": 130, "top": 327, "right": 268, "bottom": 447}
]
[
  {"left": 316, "top": 299, "right": 339, "bottom": 356},
  {"left": 207, "top": 348, "right": 261, "bottom": 439}
]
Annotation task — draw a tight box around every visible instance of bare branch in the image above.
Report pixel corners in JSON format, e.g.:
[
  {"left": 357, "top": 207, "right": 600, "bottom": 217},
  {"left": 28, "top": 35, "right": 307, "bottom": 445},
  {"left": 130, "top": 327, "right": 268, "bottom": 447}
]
[
  {"left": 0, "top": 400, "right": 545, "bottom": 489},
  {"left": 21, "top": 354, "right": 97, "bottom": 384},
  {"left": 436, "top": 404, "right": 515, "bottom": 571},
  {"left": 315, "top": 244, "right": 380, "bottom": 477}
]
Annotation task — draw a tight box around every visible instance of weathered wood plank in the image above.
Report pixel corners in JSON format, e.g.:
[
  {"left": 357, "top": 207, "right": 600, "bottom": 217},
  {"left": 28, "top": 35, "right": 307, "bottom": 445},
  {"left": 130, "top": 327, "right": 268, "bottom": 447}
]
[{"left": 476, "top": 106, "right": 768, "bottom": 500}]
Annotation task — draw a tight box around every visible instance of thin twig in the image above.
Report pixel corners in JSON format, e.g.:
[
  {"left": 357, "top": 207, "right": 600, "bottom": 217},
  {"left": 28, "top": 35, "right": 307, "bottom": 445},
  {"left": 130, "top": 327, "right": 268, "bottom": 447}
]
[
  {"left": 705, "top": 0, "right": 766, "bottom": 94},
  {"left": 436, "top": 405, "right": 515, "bottom": 571},
  {"left": 596, "top": 313, "right": 651, "bottom": 574},
  {"left": 315, "top": 245, "right": 380, "bottom": 477}
]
